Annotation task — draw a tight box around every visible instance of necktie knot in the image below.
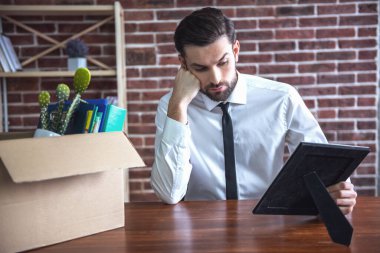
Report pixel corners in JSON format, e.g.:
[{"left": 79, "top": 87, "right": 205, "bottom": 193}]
[{"left": 218, "top": 102, "right": 229, "bottom": 114}]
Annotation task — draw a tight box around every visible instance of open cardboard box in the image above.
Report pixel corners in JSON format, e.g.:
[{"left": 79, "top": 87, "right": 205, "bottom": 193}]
[{"left": 0, "top": 131, "right": 145, "bottom": 253}]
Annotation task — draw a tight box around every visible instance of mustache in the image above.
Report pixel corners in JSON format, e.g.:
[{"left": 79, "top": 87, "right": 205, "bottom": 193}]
[{"left": 205, "top": 81, "right": 228, "bottom": 89}]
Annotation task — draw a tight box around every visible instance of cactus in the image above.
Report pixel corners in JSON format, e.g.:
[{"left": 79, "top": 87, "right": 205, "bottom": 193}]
[
  {"left": 51, "top": 83, "right": 70, "bottom": 133},
  {"left": 58, "top": 67, "right": 91, "bottom": 135},
  {"left": 38, "top": 91, "right": 51, "bottom": 130},
  {"left": 73, "top": 67, "right": 91, "bottom": 93},
  {"left": 36, "top": 68, "right": 91, "bottom": 135}
]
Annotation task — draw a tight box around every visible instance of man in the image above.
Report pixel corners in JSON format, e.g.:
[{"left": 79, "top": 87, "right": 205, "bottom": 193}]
[{"left": 151, "top": 7, "right": 357, "bottom": 214}]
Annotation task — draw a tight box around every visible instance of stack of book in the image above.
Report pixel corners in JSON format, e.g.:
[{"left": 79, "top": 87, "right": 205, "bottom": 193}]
[
  {"left": 0, "top": 34, "right": 22, "bottom": 72},
  {"left": 81, "top": 98, "right": 127, "bottom": 133},
  {"left": 39, "top": 98, "right": 127, "bottom": 134}
]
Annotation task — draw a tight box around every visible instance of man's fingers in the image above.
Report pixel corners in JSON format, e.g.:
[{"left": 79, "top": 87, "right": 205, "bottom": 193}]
[
  {"left": 327, "top": 181, "right": 357, "bottom": 215},
  {"left": 327, "top": 181, "right": 354, "bottom": 192},
  {"left": 335, "top": 197, "right": 356, "bottom": 207},
  {"left": 329, "top": 189, "right": 357, "bottom": 200}
]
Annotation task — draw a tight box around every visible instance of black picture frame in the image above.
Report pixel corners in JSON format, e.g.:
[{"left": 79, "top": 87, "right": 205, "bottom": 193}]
[{"left": 252, "top": 142, "right": 370, "bottom": 215}]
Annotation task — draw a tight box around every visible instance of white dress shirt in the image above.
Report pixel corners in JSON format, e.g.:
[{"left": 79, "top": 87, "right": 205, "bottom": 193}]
[{"left": 151, "top": 73, "right": 327, "bottom": 204}]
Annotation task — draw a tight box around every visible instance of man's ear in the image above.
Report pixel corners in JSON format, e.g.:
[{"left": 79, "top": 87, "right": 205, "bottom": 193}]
[
  {"left": 178, "top": 55, "right": 188, "bottom": 70},
  {"left": 233, "top": 40, "right": 240, "bottom": 63}
]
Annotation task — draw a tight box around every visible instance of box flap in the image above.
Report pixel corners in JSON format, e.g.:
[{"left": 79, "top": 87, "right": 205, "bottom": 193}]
[{"left": 0, "top": 132, "right": 145, "bottom": 183}]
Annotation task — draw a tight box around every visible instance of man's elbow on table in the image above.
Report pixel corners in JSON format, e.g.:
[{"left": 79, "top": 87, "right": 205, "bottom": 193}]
[
  {"left": 161, "top": 196, "right": 182, "bottom": 205},
  {"left": 150, "top": 180, "right": 184, "bottom": 205},
  {"left": 154, "top": 191, "right": 183, "bottom": 205}
]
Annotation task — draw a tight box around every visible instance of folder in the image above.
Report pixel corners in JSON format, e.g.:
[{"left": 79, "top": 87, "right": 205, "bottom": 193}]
[{"left": 101, "top": 104, "right": 126, "bottom": 132}]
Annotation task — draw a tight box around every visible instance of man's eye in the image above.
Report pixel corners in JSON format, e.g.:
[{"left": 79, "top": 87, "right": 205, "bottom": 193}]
[
  {"left": 218, "top": 61, "right": 228, "bottom": 66},
  {"left": 194, "top": 67, "right": 207, "bottom": 72}
]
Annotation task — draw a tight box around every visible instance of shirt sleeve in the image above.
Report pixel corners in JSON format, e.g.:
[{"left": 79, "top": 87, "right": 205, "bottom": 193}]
[
  {"left": 284, "top": 87, "right": 353, "bottom": 185},
  {"left": 150, "top": 96, "right": 192, "bottom": 204},
  {"left": 284, "top": 86, "right": 328, "bottom": 153}
]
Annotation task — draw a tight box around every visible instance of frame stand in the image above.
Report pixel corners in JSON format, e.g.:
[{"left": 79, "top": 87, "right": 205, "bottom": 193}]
[{"left": 303, "top": 172, "right": 353, "bottom": 246}]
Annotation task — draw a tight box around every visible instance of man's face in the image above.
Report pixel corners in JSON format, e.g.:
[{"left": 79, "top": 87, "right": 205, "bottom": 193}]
[{"left": 180, "top": 36, "right": 240, "bottom": 102}]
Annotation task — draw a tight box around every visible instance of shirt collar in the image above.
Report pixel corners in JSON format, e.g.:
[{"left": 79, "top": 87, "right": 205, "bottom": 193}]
[{"left": 200, "top": 72, "right": 247, "bottom": 111}]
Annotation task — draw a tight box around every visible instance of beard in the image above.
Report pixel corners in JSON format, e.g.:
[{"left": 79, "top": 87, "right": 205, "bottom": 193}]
[{"left": 200, "top": 71, "right": 238, "bottom": 102}]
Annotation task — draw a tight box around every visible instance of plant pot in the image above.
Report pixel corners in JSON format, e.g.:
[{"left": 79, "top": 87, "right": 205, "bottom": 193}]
[
  {"left": 68, "top": 57, "right": 87, "bottom": 71},
  {"left": 33, "top": 128, "right": 61, "bottom": 138}
]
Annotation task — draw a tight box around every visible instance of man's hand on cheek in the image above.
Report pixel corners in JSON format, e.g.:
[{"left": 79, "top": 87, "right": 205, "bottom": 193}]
[
  {"left": 172, "top": 67, "right": 201, "bottom": 106},
  {"left": 167, "top": 67, "right": 201, "bottom": 124},
  {"left": 327, "top": 181, "right": 357, "bottom": 215}
]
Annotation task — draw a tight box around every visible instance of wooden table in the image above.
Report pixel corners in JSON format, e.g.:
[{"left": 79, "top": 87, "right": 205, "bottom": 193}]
[{"left": 30, "top": 197, "right": 380, "bottom": 253}]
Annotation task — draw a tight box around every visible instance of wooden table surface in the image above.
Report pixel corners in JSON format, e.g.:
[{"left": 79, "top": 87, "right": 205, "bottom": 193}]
[{"left": 30, "top": 197, "right": 380, "bottom": 253}]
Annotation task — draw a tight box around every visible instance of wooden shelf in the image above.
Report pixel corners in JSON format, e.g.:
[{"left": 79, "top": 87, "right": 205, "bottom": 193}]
[
  {"left": 0, "top": 5, "right": 115, "bottom": 16},
  {"left": 0, "top": 2, "right": 126, "bottom": 108},
  {"left": 0, "top": 2, "right": 127, "bottom": 133},
  {"left": 0, "top": 70, "right": 116, "bottom": 78}
]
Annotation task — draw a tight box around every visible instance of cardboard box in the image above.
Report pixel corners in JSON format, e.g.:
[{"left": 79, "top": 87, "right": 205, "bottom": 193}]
[{"left": 0, "top": 132, "right": 145, "bottom": 253}]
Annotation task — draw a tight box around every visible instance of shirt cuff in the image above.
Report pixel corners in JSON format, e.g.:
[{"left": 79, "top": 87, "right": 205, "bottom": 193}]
[{"left": 162, "top": 117, "right": 190, "bottom": 144}]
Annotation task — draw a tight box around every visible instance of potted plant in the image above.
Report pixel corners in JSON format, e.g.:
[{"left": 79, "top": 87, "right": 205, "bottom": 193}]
[
  {"left": 35, "top": 67, "right": 91, "bottom": 137},
  {"left": 66, "top": 39, "right": 89, "bottom": 71}
]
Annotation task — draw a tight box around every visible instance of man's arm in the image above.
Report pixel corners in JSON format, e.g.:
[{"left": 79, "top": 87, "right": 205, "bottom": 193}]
[
  {"left": 150, "top": 68, "right": 200, "bottom": 204},
  {"left": 284, "top": 86, "right": 357, "bottom": 215}
]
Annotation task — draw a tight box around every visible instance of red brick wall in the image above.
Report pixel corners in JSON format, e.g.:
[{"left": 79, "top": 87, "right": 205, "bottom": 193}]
[{"left": 2, "top": 0, "right": 378, "bottom": 201}]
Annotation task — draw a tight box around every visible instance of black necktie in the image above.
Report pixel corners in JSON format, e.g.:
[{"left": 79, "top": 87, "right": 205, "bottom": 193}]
[{"left": 219, "top": 102, "right": 238, "bottom": 199}]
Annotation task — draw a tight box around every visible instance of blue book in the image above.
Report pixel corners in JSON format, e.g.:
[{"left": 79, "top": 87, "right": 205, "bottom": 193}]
[{"left": 101, "top": 104, "right": 127, "bottom": 132}]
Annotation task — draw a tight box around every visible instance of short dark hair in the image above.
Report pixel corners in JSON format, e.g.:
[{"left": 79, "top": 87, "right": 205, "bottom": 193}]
[{"left": 174, "top": 7, "right": 236, "bottom": 56}]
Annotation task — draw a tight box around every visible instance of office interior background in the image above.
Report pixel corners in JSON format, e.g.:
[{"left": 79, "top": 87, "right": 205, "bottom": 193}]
[{"left": 0, "top": 0, "right": 378, "bottom": 201}]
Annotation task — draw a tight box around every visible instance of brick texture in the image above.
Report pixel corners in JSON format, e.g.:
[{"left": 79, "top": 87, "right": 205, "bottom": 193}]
[{"left": 2, "top": 0, "right": 378, "bottom": 201}]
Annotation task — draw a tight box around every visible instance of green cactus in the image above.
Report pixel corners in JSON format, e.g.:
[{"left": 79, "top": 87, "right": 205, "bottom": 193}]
[
  {"left": 51, "top": 83, "right": 70, "bottom": 133},
  {"left": 58, "top": 67, "right": 91, "bottom": 135},
  {"left": 38, "top": 91, "right": 51, "bottom": 130},
  {"left": 73, "top": 67, "right": 91, "bottom": 94},
  {"left": 56, "top": 83, "right": 70, "bottom": 101},
  {"left": 36, "top": 68, "right": 91, "bottom": 135}
]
